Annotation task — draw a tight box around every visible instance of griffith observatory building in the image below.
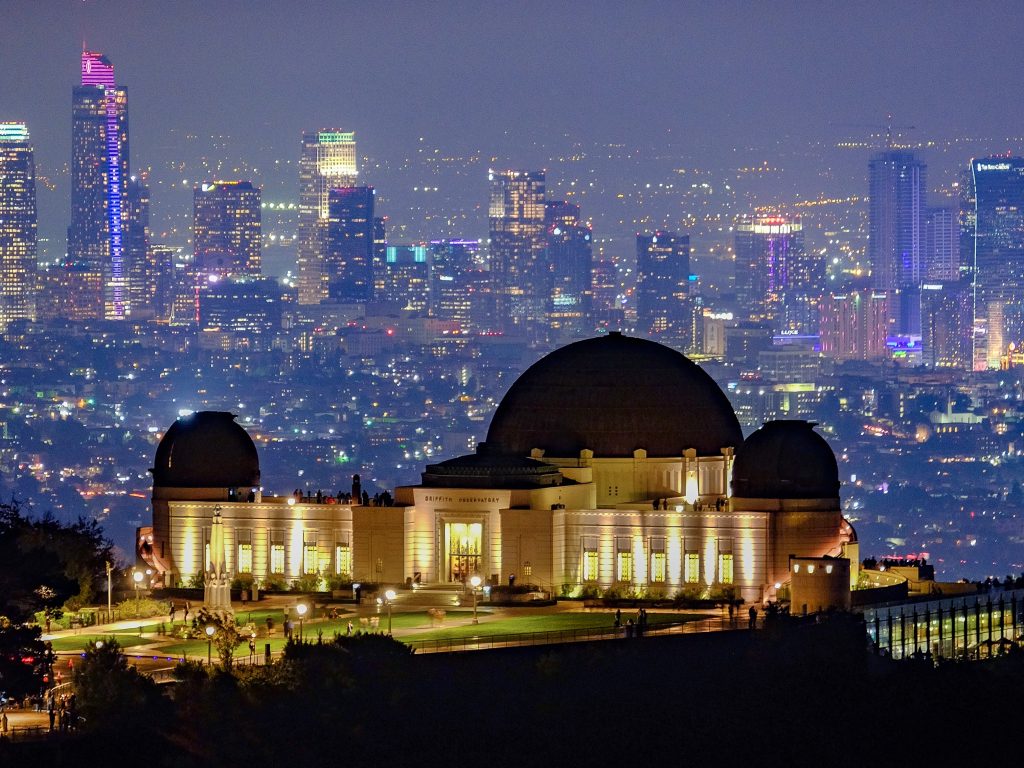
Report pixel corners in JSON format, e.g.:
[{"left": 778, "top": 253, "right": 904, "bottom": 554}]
[{"left": 142, "top": 333, "right": 856, "bottom": 603}]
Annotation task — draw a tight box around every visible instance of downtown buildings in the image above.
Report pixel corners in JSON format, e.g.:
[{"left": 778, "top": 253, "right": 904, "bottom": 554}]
[
  {"left": 970, "top": 157, "right": 1024, "bottom": 370},
  {"left": 297, "top": 131, "right": 358, "bottom": 305},
  {"left": 0, "top": 123, "right": 37, "bottom": 333},
  {"left": 193, "top": 181, "right": 262, "bottom": 277},
  {"left": 67, "top": 50, "right": 130, "bottom": 320},
  {"left": 636, "top": 231, "right": 691, "bottom": 341}
]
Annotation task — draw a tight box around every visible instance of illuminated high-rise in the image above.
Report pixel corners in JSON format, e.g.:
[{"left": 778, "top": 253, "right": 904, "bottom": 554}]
[
  {"left": 970, "top": 158, "right": 1024, "bottom": 369},
  {"left": 636, "top": 231, "right": 690, "bottom": 338},
  {"left": 0, "top": 123, "right": 37, "bottom": 332},
  {"left": 734, "top": 215, "right": 819, "bottom": 337},
  {"left": 869, "top": 150, "right": 926, "bottom": 335},
  {"left": 381, "top": 245, "right": 429, "bottom": 312},
  {"left": 193, "top": 181, "right": 262, "bottom": 277},
  {"left": 325, "top": 186, "right": 375, "bottom": 302},
  {"left": 545, "top": 201, "right": 592, "bottom": 335},
  {"left": 68, "top": 50, "right": 130, "bottom": 320},
  {"left": 297, "top": 130, "right": 358, "bottom": 305},
  {"left": 488, "top": 169, "right": 546, "bottom": 331}
]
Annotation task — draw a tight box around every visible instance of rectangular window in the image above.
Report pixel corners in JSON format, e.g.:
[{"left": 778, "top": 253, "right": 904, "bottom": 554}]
[
  {"left": 582, "top": 537, "right": 599, "bottom": 582},
  {"left": 304, "top": 531, "right": 318, "bottom": 575},
  {"left": 270, "top": 529, "right": 285, "bottom": 574},
  {"left": 336, "top": 543, "right": 352, "bottom": 576},
  {"left": 684, "top": 551, "right": 701, "bottom": 584},
  {"left": 237, "top": 530, "right": 252, "bottom": 574},
  {"left": 719, "top": 553, "right": 734, "bottom": 584},
  {"left": 616, "top": 538, "right": 633, "bottom": 582},
  {"left": 718, "top": 539, "right": 734, "bottom": 584},
  {"left": 649, "top": 537, "right": 666, "bottom": 583}
]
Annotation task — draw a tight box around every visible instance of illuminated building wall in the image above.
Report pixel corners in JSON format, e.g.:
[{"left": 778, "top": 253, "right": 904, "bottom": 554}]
[
  {"left": 193, "top": 181, "right": 262, "bottom": 277},
  {"left": 971, "top": 158, "right": 1024, "bottom": 370},
  {"left": 297, "top": 130, "right": 358, "bottom": 305},
  {"left": 69, "top": 50, "right": 130, "bottom": 320},
  {"left": 0, "top": 123, "right": 37, "bottom": 333},
  {"left": 819, "top": 290, "right": 889, "bottom": 360},
  {"left": 381, "top": 245, "right": 429, "bottom": 312},
  {"left": 488, "top": 169, "right": 546, "bottom": 331},
  {"left": 734, "top": 215, "right": 819, "bottom": 336},
  {"left": 636, "top": 231, "right": 690, "bottom": 340}
]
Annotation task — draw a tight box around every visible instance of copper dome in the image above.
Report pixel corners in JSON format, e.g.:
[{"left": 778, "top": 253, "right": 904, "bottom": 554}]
[
  {"left": 486, "top": 333, "right": 742, "bottom": 458},
  {"left": 731, "top": 420, "right": 840, "bottom": 499},
  {"left": 152, "top": 411, "right": 260, "bottom": 488}
]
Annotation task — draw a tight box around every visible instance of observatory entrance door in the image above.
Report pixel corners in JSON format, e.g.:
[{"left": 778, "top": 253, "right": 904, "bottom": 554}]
[{"left": 444, "top": 521, "right": 482, "bottom": 582}]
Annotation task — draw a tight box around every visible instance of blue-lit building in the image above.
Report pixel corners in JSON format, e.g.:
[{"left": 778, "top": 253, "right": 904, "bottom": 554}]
[
  {"left": 971, "top": 157, "right": 1024, "bottom": 369},
  {"left": 545, "top": 201, "right": 592, "bottom": 336},
  {"left": 325, "top": 186, "right": 375, "bottom": 302},
  {"left": 67, "top": 50, "right": 130, "bottom": 320},
  {"left": 636, "top": 231, "right": 691, "bottom": 340},
  {"left": 869, "top": 150, "right": 926, "bottom": 337},
  {"left": 381, "top": 244, "right": 430, "bottom": 313}
]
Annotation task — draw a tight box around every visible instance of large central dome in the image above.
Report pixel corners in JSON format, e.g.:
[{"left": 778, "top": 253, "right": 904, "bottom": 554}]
[{"left": 486, "top": 333, "right": 742, "bottom": 458}]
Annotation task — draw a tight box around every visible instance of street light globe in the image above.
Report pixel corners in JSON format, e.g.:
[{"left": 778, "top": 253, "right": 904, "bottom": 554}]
[
  {"left": 384, "top": 589, "right": 397, "bottom": 601},
  {"left": 470, "top": 576, "right": 482, "bottom": 588},
  {"left": 132, "top": 571, "right": 144, "bottom": 584},
  {"left": 95, "top": 640, "right": 104, "bottom": 649},
  {"left": 205, "top": 625, "right": 215, "bottom": 637},
  {"left": 295, "top": 603, "right": 308, "bottom": 617}
]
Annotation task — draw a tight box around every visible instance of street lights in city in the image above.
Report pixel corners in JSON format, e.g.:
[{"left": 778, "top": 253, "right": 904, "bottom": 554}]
[
  {"left": 132, "top": 570, "right": 144, "bottom": 617},
  {"left": 384, "top": 590, "right": 397, "bottom": 635},
  {"left": 295, "top": 603, "right": 308, "bottom": 640},
  {"left": 205, "top": 625, "right": 215, "bottom": 666},
  {"left": 470, "top": 575, "right": 482, "bottom": 624}
]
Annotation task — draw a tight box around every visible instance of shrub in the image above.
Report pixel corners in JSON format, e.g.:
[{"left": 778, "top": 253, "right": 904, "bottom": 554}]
[
  {"left": 262, "top": 573, "right": 288, "bottom": 592},
  {"left": 231, "top": 573, "right": 255, "bottom": 591},
  {"left": 115, "top": 597, "right": 168, "bottom": 619},
  {"left": 291, "top": 572, "right": 322, "bottom": 592}
]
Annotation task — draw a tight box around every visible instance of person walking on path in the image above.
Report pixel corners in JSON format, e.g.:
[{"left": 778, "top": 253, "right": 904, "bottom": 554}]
[
  {"left": 1, "top": 711, "right": 8, "bottom": 739},
  {"left": 748, "top": 605, "right": 758, "bottom": 630}
]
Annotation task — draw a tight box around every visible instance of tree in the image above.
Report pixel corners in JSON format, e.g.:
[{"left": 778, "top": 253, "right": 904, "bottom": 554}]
[
  {"left": 0, "top": 499, "right": 113, "bottom": 620},
  {"left": 0, "top": 620, "right": 48, "bottom": 698},
  {"left": 195, "top": 608, "right": 243, "bottom": 669},
  {"left": 73, "top": 637, "right": 161, "bottom": 731}
]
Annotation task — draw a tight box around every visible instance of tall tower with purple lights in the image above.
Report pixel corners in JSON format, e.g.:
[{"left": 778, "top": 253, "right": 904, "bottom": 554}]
[{"left": 67, "top": 49, "right": 130, "bottom": 320}]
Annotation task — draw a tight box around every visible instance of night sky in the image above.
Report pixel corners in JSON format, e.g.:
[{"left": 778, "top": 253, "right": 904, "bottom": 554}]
[{"left": 4, "top": 1, "right": 1024, "bottom": 260}]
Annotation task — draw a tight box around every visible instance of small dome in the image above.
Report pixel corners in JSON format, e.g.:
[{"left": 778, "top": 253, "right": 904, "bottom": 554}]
[
  {"left": 152, "top": 411, "right": 260, "bottom": 488},
  {"left": 732, "top": 420, "right": 839, "bottom": 499},
  {"left": 486, "top": 333, "right": 742, "bottom": 457}
]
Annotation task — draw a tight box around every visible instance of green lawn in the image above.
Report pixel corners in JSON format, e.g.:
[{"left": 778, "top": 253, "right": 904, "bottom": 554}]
[
  {"left": 400, "top": 611, "right": 704, "bottom": 643},
  {"left": 49, "top": 634, "right": 158, "bottom": 652}
]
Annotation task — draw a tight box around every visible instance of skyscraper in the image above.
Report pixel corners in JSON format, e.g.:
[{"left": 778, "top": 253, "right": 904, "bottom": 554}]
[
  {"left": 819, "top": 290, "right": 889, "bottom": 361},
  {"left": 734, "top": 215, "right": 819, "bottom": 337},
  {"left": 325, "top": 186, "right": 375, "bottom": 302},
  {"left": 545, "top": 201, "right": 593, "bottom": 335},
  {"left": 0, "top": 123, "right": 37, "bottom": 332},
  {"left": 868, "top": 150, "right": 926, "bottom": 336},
  {"left": 68, "top": 50, "right": 130, "bottom": 320},
  {"left": 971, "top": 157, "right": 1024, "bottom": 369},
  {"left": 381, "top": 245, "right": 429, "bottom": 312},
  {"left": 923, "top": 206, "right": 959, "bottom": 282},
  {"left": 488, "top": 169, "right": 546, "bottom": 332},
  {"left": 297, "top": 131, "right": 358, "bottom": 305},
  {"left": 635, "top": 231, "right": 690, "bottom": 338},
  {"left": 193, "top": 181, "right": 262, "bottom": 277},
  {"left": 430, "top": 239, "right": 484, "bottom": 331},
  {"left": 124, "top": 177, "right": 151, "bottom": 316}
]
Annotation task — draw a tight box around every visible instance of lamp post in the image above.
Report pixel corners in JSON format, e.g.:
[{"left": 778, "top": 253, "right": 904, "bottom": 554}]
[
  {"left": 205, "top": 625, "right": 215, "bottom": 666},
  {"left": 470, "top": 576, "right": 481, "bottom": 624},
  {"left": 295, "top": 603, "right": 308, "bottom": 641},
  {"left": 384, "top": 590, "right": 397, "bottom": 635},
  {"left": 132, "top": 570, "right": 144, "bottom": 617},
  {"left": 105, "top": 560, "right": 112, "bottom": 623}
]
